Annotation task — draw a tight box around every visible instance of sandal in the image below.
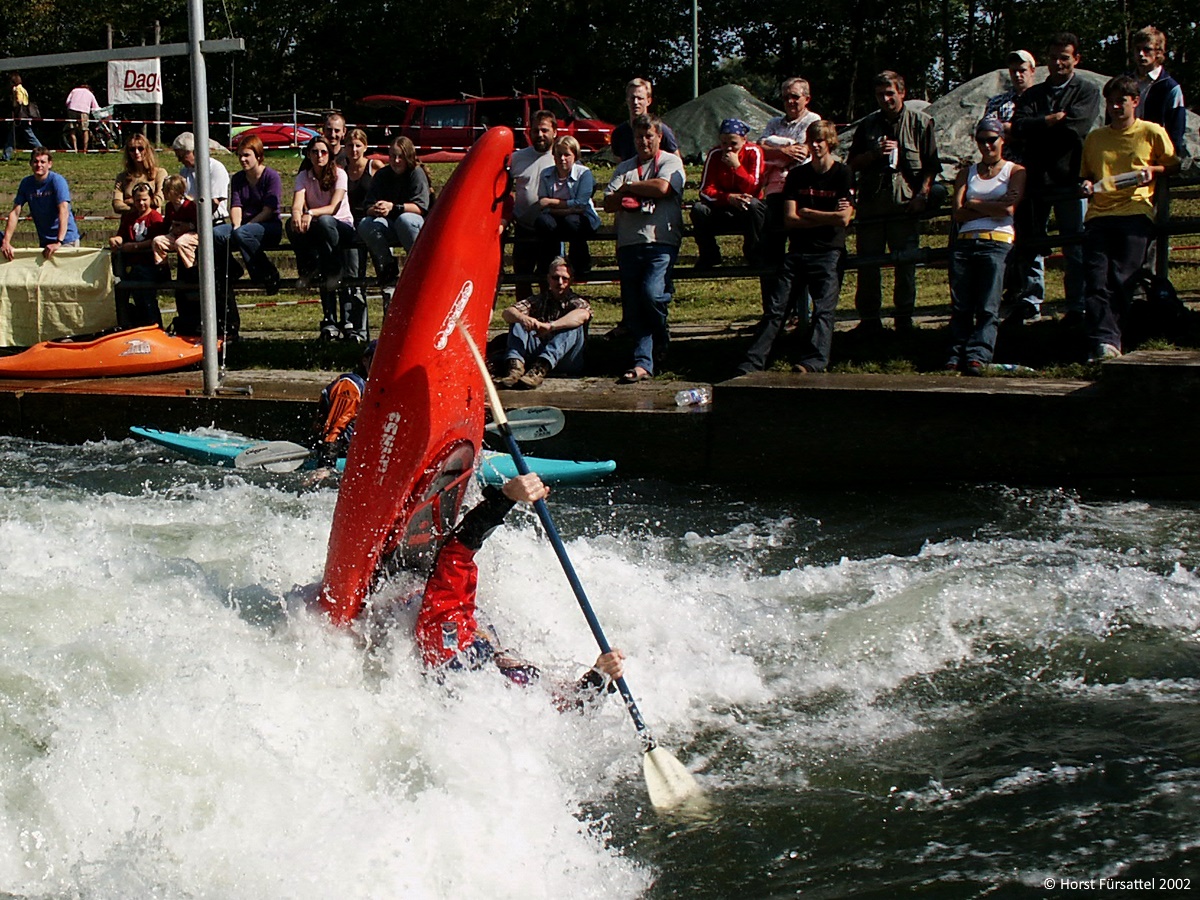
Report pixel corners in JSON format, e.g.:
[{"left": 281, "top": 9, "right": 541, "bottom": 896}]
[{"left": 617, "top": 367, "right": 652, "bottom": 384}]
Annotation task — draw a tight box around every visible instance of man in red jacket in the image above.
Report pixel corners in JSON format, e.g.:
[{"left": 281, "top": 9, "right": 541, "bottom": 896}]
[{"left": 690, "top": 118, "right": 766, "bottom": 269}]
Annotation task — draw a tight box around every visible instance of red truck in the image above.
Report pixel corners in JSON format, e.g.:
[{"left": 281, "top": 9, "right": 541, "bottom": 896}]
[{"left": 351, "top": 89, "right": 614, "bottom": 160}]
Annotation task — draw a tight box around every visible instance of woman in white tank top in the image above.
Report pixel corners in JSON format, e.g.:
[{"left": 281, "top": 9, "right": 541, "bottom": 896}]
[{"left": 946, "top": 117, "right": 1027, "bottom": 374}]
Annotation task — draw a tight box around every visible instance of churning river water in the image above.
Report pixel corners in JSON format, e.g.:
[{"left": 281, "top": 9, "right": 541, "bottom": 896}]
[{"left": 0, "top": 435, "right": 1197, "bottom": 898}]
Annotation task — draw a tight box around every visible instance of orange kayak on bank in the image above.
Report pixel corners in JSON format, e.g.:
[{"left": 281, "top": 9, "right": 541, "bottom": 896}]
[{"left": 0, "top": 326, "right": 207, "bottom": 378}]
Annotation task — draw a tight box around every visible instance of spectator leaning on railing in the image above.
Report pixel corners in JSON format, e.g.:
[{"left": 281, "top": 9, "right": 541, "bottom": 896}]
[{"left": 1, "top": 147, "right": 80, "bottom": 261}]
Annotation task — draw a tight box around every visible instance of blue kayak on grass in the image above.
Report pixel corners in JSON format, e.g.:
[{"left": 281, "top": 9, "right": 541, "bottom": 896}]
[{"left": 129, "top": 427, "right": 616, "bottom": 486}]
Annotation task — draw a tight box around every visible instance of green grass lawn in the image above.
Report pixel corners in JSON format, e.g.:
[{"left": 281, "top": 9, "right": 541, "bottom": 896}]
[{"left": 5, "top": 146, "right": 1200, "bottom": 377}]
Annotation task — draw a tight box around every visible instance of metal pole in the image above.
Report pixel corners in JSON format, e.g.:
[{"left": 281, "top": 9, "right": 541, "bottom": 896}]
[
  {"left": 187, "top": 0, "right": 220, "bottom": 394},
  {"left": 154, "top": 21, "right": 162, "bottom": 146},
  {"left": 692, "top": 0, "right": 699, "bottom": 98}
]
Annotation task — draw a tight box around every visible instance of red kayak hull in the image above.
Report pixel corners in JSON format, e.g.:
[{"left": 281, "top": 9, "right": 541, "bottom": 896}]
[
  {"left": 0, "top": 326, "right": 206, "bottom": 378},
  {"left": 318, "top": 126, "right": 513, "bottom": 624}
]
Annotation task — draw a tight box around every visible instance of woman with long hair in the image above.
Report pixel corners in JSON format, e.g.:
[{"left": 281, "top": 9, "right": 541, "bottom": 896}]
[
  {"left": 113, "top": 133, "right": 167, "bottom": 213},
  {"left": 357, "top": 134, "right": 431, "bottom": 310},
  {"left": 288, "top": 134, "right": 356, "bottom": 340},
  {"left": 206, "top": 133, "right": 284, "bottom": 339},
  {"left": 341, "top": 128, "right": 384, "bottom": 341}
]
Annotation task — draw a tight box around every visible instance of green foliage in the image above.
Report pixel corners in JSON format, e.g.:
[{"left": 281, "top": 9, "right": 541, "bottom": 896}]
[{"left": 4, "top": 0, "right": 1200, "bottom": 130}]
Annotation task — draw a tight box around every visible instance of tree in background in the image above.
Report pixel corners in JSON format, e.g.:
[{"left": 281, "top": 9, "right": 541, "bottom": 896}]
[{"left": 0, "top": 0, "right": 1193, "bottom": 140}]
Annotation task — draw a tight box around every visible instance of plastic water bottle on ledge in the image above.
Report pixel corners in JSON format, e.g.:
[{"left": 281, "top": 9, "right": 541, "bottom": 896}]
[{"left": 675, "top": 387, "right": 712, "bottom": 407}]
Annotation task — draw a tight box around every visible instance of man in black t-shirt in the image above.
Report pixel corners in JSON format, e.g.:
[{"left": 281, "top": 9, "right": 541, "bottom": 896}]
[{"left": 738, "top": 120, "right": 854, "bottom": 375}]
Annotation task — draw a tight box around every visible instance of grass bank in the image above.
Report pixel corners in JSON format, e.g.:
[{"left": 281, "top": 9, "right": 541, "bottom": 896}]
[{"left": 3, "top": 147, "right": 1199, "bottom": 380}]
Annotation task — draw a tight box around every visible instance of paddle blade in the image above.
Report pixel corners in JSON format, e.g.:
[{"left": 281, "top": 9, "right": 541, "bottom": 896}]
[
  {"left": 234, "top": 441, "right": 311, "bottom": 473},
  {"left": 487, "top": 406, "right": 565, "bottom": 442},
  {"left": 644, "top": 746, "right": 705, "bottom": 811}
]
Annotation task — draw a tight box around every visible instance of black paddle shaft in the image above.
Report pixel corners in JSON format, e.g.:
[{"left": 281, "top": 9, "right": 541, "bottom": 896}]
[{"left": 500, "top": 428, "right": 656, "bottom": 750}]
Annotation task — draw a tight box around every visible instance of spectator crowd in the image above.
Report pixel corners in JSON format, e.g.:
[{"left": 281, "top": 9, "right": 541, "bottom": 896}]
[{"left": 1, "top": 26, "right": 1190, "bottom": 380}]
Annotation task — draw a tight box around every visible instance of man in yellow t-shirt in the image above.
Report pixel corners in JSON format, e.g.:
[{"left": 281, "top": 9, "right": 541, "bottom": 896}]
[{"left": 1079, "top": 75, "right": 1179, "bottom": 361}]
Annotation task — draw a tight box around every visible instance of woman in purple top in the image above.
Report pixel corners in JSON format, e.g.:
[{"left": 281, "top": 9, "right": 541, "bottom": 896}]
[{"left": 211, "top": 133, "right": 283, "bottom": 338}]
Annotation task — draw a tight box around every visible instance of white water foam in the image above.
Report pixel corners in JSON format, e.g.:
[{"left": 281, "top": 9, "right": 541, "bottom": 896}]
[
  {"left": 0, "top": 477, "right": 651, "bottom": 898},
  {"left": 4, "top": 452, "right": 1200, "bottom": 896}
]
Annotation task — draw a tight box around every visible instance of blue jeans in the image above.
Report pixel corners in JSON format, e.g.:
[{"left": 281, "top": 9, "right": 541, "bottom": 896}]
[
  {"left": 947, "top": 235, "right": 1011, "bottom": 366},
  {"left": 214, "top": 220, "right": 282, "bottom": 281},
  {"left": 4, "top": 120, "right": 43, "bottom": 159},
  {"left": 358, "top": 213, "right": 422, "bottom": 269},
  {"left": 506, "top": 322, "right": 587, "bottom": 374},
  {"left": 1012, "top": 193, "right": 1086, "bottom": 313},
  {"left": 617, "top": 243, "right": 677, "bottom": 374}
]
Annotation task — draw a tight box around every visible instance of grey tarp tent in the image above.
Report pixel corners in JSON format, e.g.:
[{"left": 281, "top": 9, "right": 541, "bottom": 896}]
[{"left": 660, "top": 84, "right": 784, "bottom": 162}]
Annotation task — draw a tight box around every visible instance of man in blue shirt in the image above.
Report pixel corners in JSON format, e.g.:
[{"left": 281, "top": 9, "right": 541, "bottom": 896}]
[{"left": 1, "top": 147, "right": 80, "bottom": 260}]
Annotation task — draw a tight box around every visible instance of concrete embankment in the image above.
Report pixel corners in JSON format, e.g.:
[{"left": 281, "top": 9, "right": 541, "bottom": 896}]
[{"left": 2, "top": 347, "right": 1198, "bottom": 497}]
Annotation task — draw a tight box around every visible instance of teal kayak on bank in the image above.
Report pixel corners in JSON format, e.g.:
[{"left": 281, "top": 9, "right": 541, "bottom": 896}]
[{"left": 129, "top": 427, "right": 616, "bottom": 486}]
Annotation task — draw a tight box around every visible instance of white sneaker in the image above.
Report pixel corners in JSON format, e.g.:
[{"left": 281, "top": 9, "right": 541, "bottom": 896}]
[{"left": 1089, "top": 343, "right": 1122, "bottom": 363}]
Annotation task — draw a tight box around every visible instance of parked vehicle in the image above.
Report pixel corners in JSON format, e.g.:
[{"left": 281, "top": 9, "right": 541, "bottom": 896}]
[
  {"left": 350, "top": 89, "right": 614, "bottom": 160},
  {"left": 229, "top": 122, "right": 320, "bottom": 156}
]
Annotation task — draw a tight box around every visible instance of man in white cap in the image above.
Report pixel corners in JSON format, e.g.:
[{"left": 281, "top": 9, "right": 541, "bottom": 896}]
[
  {"left": 985, "top": 50, "right": 1041, "bottom": 323},
  {"left": 171, "top": 132, "right": 230, "bottom": 225},
  {"left": 986, "top": 50, "right": 1038, "bottom": 162}
]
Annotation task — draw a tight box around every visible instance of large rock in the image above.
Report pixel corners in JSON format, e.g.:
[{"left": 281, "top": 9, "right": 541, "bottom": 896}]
[{"left": 840, "top": 68, "right": 1198, "bottom": 180}]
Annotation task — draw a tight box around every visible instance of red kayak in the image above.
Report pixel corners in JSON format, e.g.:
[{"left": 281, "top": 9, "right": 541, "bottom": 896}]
[
  {"left": 0, "top": 326, "right": 206, "bottom": 378},
  {"left": 318, "top": 126, "right": 513, "bottom": 624}
]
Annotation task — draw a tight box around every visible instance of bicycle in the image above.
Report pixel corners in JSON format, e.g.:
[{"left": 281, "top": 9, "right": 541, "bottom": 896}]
[{"left": 60, "top": 104, "right": 123, "bottom": 151}]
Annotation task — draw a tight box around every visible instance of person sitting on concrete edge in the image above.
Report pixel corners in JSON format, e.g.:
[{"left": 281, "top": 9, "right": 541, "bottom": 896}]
[
  {"left": 1079, "top": 75, "right": 1179, "bottom": 363},
  {"left": 413, "top": 471, "right": 625, "bottom": 702},
  {"left": 691, "top": 118, "right": 766, "bottom": 269},
  {"left": 495, "top": 256, "right": 592, "bottom": 390},
  {"left": 312, "top": 339, "right": 376, "bottom": 476},
  {"left": 1, "top": 146, "right": 80, "bottom": 261}
]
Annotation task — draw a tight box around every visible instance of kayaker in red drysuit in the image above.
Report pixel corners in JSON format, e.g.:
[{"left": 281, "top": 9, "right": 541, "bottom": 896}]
[{"left": 416, "top": 472, "right": 625, "bottom": 696}]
